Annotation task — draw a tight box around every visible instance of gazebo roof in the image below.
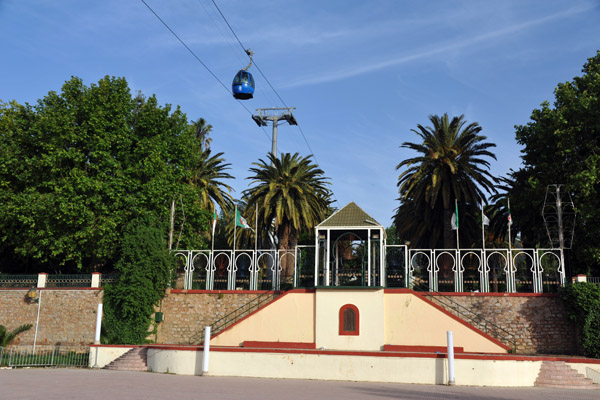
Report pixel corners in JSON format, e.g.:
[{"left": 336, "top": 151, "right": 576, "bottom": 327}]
[{"left": 317, "top": 202, "right": 382, "bottom": 228}]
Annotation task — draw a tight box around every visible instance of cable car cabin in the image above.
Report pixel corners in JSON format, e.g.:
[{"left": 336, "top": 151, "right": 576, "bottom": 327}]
[{"left": 232, "top": 70, "right": 255, "bottom": 100}]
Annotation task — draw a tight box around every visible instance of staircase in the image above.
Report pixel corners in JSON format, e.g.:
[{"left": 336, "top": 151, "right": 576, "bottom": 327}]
[
  {"left": 413, "top": 285, "right": 517, "bottom": 352},
  {"left": 104, "top": 347, "right": 147, "bottom": 372},
  {"left": 189, "top": 290, "right": 283, "bottom": 344},
  {"left": 535, "top": 361, "right": 600, "bottom": 390}
]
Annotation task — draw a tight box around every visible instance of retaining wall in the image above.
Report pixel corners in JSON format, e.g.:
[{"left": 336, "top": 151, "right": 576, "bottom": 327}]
[
  {"left": 0, "top": 288, "right": 102, "bottom": 351},
  {"left": 0, "top": 289, "right": 578, "bottom": 355},
  {"left": 429, "top": 293, "right": 577, "bottom": 354}
]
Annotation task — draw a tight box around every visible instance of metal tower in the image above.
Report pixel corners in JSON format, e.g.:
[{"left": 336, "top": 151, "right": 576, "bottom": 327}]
[
  {"left": 542, "top": 185, "right": 576, "bottom": 283},
  {"left": 252, "top": 107, "right": 297, "bottom": 159}
]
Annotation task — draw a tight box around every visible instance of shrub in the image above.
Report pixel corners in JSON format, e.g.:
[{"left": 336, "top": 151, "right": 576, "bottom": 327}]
[
  {"left": 103, "top": 215, "right": 174, "bottom": 344},
  {"left": 559, "top": 282, "right": 600, "bottom": 357}
]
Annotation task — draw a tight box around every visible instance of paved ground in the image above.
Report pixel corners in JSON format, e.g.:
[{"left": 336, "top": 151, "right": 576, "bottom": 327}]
[{"left": 0, "top": 368, "right": 598, "bottom": 400}]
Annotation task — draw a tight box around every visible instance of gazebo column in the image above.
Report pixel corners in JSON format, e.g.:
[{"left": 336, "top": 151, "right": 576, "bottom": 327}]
[
  {"left": 367, "top": 229, "right": 371, "bottom": 286},
  {"left": 379, "top": 229, "right": 384, "bottom": 287},
  {"left": 314, "top": 228, "right": 319, "bottom": 287},
  {"left": 325, "top": 229, "right": 331, "bottom": 286}
]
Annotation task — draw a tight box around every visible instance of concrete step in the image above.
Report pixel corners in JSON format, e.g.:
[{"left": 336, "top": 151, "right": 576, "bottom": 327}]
[
  {"left": 535, "top": 361, "right": 600, "bottom": 390},
  {"left": 104, "top": 347, "right": 147, "bottom": 372}
]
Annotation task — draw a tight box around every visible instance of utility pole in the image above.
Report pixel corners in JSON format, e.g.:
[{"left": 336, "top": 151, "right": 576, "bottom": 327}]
[{"left": 252, "top": 107, "right": 298, "bottom": 161}]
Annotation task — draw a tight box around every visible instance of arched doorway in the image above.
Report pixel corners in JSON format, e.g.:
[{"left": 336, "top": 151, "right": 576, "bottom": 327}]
[{"left": 332, "top": 233, "right": 366, "bottom": 286}]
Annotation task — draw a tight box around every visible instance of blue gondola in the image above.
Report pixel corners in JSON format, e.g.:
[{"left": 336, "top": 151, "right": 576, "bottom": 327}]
[
  {"left": 232, "top": 70, "right": 255, "bottom": 100},
  {"left": 232, "top": 49, "right": 255, "bottom": 100}
]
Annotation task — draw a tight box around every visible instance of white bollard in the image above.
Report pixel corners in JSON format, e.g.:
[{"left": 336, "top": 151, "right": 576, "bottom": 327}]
[
  {"left": 447, "top": 331, "right": 455, "bottom": 385},
  {"left": 94, "top": 304, "right": 103, "bottom": 344},
  {"left": 202, "top": 326, "right": 211, "bottom": 374}
]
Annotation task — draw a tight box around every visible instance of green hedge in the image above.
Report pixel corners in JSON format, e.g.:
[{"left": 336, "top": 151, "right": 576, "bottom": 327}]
[
  {"left": 102, "top": 215, "right": 174, "bottom": 344},
  {"left": 559, "top": 282, "right": 600, "bottom": 358}
]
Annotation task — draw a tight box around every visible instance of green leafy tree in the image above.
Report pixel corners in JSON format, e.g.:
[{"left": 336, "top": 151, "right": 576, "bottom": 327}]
[
  {"left": 0, "top": 76, "right": 218, "bottom": 272},
  {"left": 395, "top": 114, "right": 497, "bottom": 249},
  {"left": 243, "top": 153, "right": 333, "bottom": 280},
  {"left": 512, "top": 51, "right": 600, "bottom": 275},
  {"left": 103, "top": 215, "right": 174, "bottom": 344},
  {"left": 0, "top": 324, "right": 32, "bottom": 347}
]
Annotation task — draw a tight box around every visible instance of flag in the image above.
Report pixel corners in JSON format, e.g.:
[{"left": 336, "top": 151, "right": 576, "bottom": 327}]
[
  {"left": 211, "top": 211, "right": 217, "bottom": 238},
  {"left": 483, "top": 214, "right": 490, "bottom": 226},
  {"left": 507, "top": 204, "right": 512, "bottom": 226},
  {"left": 481, "top": 202, "right": 490, "bottom": 226},
  {"left": 235, "top": 208, "right": 250, "bottom": 229},
  {"left": 451, "top": 200, "right": 459, "bottom": 230}
]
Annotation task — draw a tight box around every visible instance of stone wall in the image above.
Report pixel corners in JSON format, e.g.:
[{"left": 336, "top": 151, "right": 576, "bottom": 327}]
[
  {"left": 0, "top": 289, "right": 578, "bottom": 355},
  {"left": 155, "top": 290, "right": 265, "bottom": 345},
  {"left": 427, "top": 293, "right": 577, "bottom": 355},
  {"left": 0, "top": 288, "right": 102, "bottom": 351}
]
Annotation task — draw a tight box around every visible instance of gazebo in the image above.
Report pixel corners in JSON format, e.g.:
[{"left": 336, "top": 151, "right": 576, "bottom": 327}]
[{"left": 314, "top": 202, "right": 385, "bottom": 287}]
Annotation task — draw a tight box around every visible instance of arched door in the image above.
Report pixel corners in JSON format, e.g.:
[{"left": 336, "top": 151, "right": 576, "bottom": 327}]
[{"left": 332, "top": 233, "right": 366, "bottom": 286}]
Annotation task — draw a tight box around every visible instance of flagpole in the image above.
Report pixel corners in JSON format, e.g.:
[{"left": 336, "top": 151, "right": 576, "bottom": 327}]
[
  {"left": 211, "top": 210, "right": 216, "bottom": 291},
  {"left": 455, "top": 199, "right": 460, "bottom": 249},
  {"left": 481, "top": 202, "right": 486, "bottom": 250},
  {"left": 507, "top": 198, "right": 512, "bottom": 250},
  {"left": 233, "top": 204, "right": 237, "bottom": 251},
  {"left": 507, "top": 198, "right": 513, "bottom": 292}
]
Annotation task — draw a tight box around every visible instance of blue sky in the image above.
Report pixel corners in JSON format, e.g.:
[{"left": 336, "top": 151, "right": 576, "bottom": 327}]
[{"left": 1, "top": 0, "right": 599, "bottom": 226}]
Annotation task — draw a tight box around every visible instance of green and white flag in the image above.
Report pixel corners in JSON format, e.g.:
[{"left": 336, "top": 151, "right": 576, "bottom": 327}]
[
  {"left": 451, "top": 200, "right": 459, "bottom": 230},
  {"left": 211, "top": 211, "right": 217, "bottom": 238},
  {"left": 235, "top": 208, "right": 250, "bottom": 229}
]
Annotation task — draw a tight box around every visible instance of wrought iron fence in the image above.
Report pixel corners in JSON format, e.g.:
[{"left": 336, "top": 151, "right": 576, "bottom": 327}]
[
  {"left": 0, "top": 247, "right": 567, "bottom": 293},
  {"left": 0, "top": 274, "right": 37, "bottom": 288},
  {"left": 174, "top": 249, "right": 295, "bottom": 291},
  {"left": 0, "top": 345, "right": 89, "bottom": 368},
  {"left": 46, "top": 274, "right": 92, "bottom": 288},
  {"left": 402, "top": 248, "right": 564, "bottom": 294}
]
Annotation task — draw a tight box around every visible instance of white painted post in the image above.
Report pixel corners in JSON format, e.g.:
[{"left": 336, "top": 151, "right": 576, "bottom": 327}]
[
  {"left": 447, "top": 331, "right": 455, "bottom": 385},
  {"left": 202, "top": 326, "right": 211, "bottom": 374},
  {"left": 33, "top": 290, "right": 42, "bottom": 354},
  {"left": 94, "top": 304, "right": 103, "bottom": 344},
  {"left": 37, "top": 272, "right": 48, "bottom": 288},
  {"left": 91, "top": 272, "right": 101, "bottom": 288}
]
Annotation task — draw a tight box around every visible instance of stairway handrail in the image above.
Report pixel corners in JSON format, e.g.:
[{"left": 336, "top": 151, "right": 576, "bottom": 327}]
[
  {"left": 413, "top": 283, "right": 517, "bottom": 352},
  {"left": 192, "top": 290, "right": 282, "bottom": 344}
]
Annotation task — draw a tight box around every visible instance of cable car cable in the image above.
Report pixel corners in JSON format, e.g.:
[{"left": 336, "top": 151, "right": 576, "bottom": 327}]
[
  {"left": 209, "top": 0, "right": 327, "bottom": 173},
  {"left": 139, "top": 0, "right": 272, "bottom": 142}
]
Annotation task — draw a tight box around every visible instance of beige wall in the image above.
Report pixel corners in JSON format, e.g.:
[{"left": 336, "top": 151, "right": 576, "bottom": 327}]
[
  {"left": 147, "top": 348, "right": 204, "bottom": 375},
  {"left": 207, "top": 351, "right": 541, "bottom": 386},
  {"left": 210, "top": 289, "right": 506, "bottom": 353},
  {"left": 120, "top": 345, "right": 541, "bottom": 386},
  {"left": 88, "top": 345, "right": 132, "bottom": 368},
  {"left": 211, "top": 291, "right": 315, "bottom": 346},
  {"left": 315, "top": 289, "right": 384, "bottom": 351},
  {"left": 384, "top": 293, "right": 507, "bottom": 353}
]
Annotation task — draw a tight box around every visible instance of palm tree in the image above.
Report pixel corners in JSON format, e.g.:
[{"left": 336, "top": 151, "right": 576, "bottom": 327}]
[
  {"left": 395, "top": 114, "right": 497, "bottom": 249},
  {"left": 190, "top": 149, "right": 234, "bottom": 212},
  {"left": 0, "top": 324, "right": 32, "bottom": 347},
  {"left": 192, "top": 118, "right": 213, "bottom": 149},
  {"left": 243, "top": 153, "right": 332, "bottom": 280}
]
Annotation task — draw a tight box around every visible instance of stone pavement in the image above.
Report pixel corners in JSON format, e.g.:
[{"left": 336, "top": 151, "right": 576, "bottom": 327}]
[{"left": 0, "top": 368, "right": 598, "bottom": 400}]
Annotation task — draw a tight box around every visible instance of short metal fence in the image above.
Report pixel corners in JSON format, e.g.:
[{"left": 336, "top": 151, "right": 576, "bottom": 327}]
[
  {"left": 0, "top": 345, "right": 89, "bottom": 368},
  {"left": 0, "top": 274, "right": 38, "bottom": 288},
  {"left": 46, "top": 274, "right": 92, "bottom": 288}
]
